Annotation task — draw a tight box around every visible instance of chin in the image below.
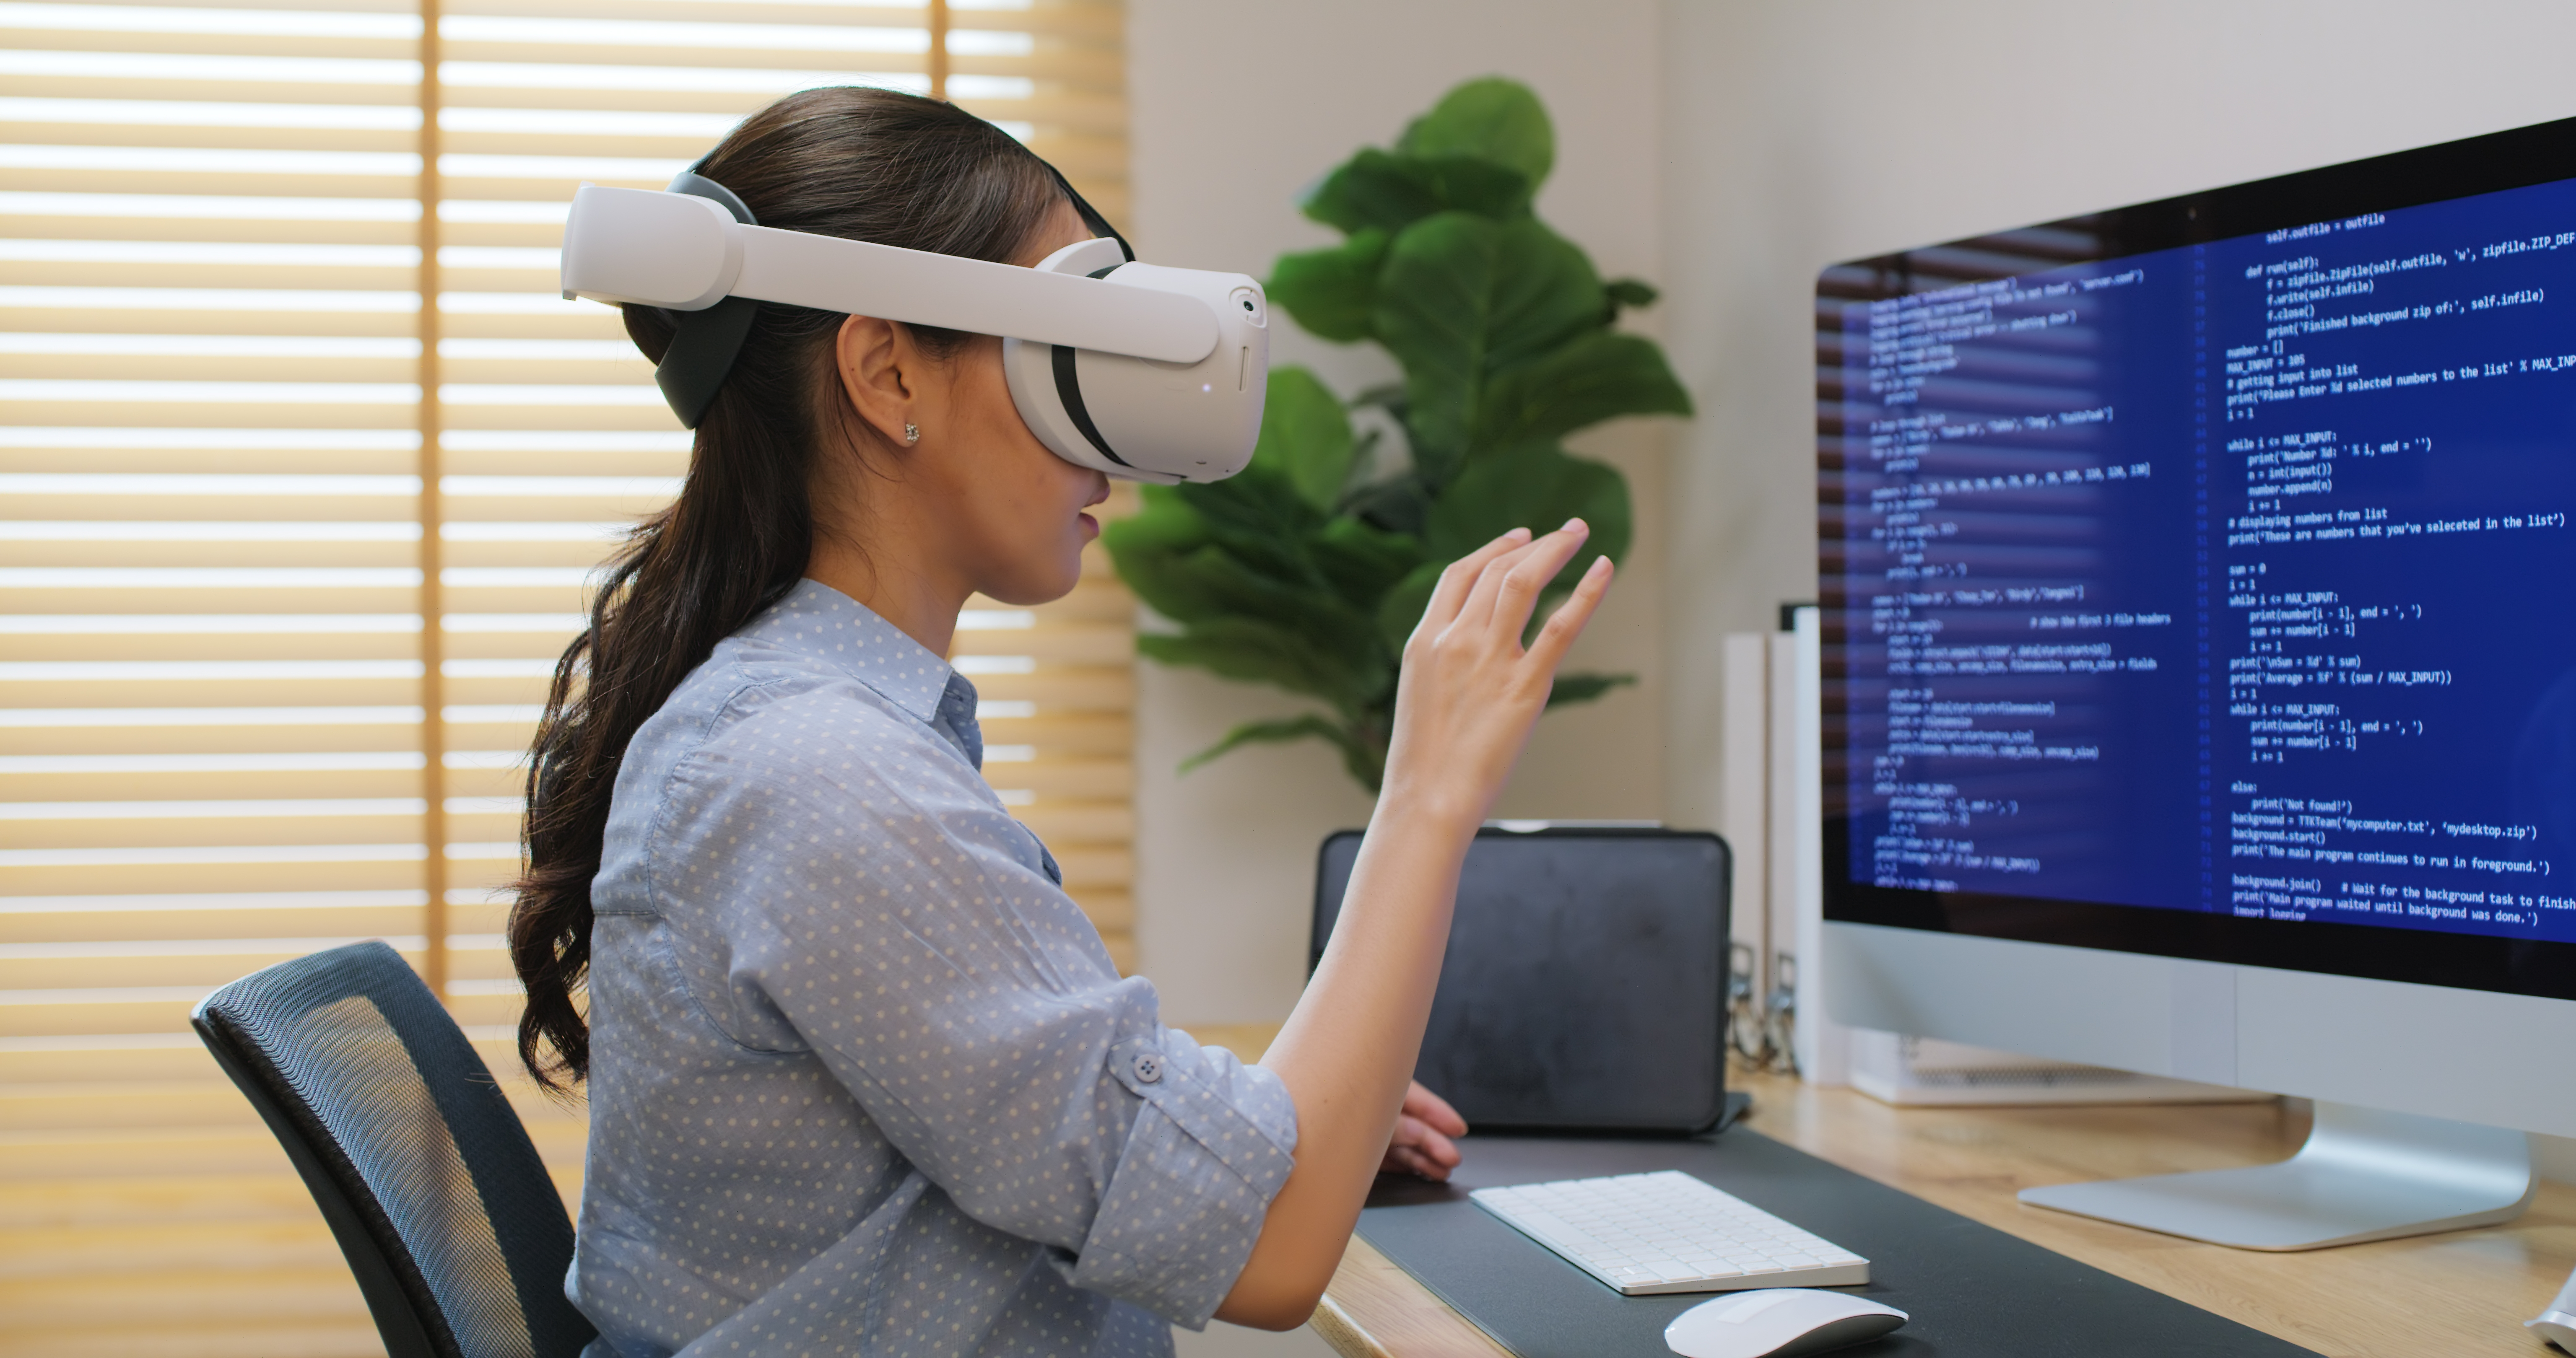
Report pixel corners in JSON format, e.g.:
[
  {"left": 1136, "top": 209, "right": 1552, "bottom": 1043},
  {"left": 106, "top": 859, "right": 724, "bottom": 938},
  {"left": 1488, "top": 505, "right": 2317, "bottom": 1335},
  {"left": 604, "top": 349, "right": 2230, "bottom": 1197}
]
[{"left": 987, "top": 548, "right": 1089, "bottom": 608}]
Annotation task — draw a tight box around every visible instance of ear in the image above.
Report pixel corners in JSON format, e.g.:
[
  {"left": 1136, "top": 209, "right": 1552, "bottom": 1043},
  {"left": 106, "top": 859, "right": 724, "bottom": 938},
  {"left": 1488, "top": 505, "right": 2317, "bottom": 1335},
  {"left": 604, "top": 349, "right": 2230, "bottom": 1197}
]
[{"left": 831, "top": 313, "right": 921, "bottom": 450}]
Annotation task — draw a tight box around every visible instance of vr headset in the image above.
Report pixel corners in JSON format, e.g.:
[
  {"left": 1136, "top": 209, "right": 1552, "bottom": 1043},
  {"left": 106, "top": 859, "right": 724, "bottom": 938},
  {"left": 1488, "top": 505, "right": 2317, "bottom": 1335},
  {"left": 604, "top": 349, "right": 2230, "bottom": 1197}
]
[{"left": 558, "top": 168, "right": 1267, "bottom": 484}]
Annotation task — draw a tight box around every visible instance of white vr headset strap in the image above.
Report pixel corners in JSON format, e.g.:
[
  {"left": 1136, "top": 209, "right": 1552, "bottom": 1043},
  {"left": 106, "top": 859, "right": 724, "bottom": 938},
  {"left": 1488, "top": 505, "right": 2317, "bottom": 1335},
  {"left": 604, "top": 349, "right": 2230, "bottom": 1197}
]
[{"left": 561, "top": 184, "right": 1218, "bottom": 364}]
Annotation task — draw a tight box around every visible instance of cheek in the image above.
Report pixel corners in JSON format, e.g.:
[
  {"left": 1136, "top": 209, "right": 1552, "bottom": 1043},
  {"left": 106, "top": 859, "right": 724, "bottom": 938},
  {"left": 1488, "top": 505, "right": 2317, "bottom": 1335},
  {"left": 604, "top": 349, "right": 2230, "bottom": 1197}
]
[
  {"left": 962, "top": 371, "right": 1073, "bottom": 508},
  {"left": 954, "top": 362, "right": 1096, "bottom": 560}
]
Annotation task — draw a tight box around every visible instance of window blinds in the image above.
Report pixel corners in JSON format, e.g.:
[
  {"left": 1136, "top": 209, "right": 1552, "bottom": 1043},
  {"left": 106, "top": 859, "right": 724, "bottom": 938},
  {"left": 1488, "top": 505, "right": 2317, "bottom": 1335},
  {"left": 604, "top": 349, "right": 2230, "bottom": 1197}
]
[{"left": 0, "top": 3, "right": 1133, "bottom": 1351}]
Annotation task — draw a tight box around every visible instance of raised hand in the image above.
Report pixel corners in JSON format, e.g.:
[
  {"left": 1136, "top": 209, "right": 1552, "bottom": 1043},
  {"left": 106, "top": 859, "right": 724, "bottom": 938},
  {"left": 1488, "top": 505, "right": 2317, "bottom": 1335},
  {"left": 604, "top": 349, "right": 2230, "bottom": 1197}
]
[{"left": 1380, "top": 521, "right": 1616, "bottom": 829}]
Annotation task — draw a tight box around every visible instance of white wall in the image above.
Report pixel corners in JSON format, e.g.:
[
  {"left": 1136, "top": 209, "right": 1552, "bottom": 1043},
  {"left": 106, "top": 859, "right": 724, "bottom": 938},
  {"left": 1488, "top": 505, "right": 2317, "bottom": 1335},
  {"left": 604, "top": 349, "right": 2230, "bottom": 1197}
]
[{"left": 1127, "top": 0, "right": 1672, "bottom": 1027}]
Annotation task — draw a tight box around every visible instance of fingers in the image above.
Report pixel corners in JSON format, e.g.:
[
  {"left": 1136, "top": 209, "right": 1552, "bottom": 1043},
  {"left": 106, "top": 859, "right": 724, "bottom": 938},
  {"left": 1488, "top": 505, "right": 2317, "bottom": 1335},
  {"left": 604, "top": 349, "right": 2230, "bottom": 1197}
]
[
  {"left": 1383, "top": 1112, "right": 1464, "bottom": 1180},
  {"left": 1384, "top": 1143, "right": 1455, "bottom": 1181},
  {"left": 1458, "top": 519, "right": 1591, "bottom": 634},
  {"left": 1402, "top": 1080, "right": 1469, "bottom": 1137},
  {"left": 1383, "top": 1084, "right": 1467, "bottom": 1183},
  {"left": 1525, "top": 553, "right": 1616, "bottom": 673},
  {"left": 1492, "top": 524, "right": 1593, "bottom": 634},
  {"left": 1416, "top": 528, "right": 1531, "bottom": 641}
]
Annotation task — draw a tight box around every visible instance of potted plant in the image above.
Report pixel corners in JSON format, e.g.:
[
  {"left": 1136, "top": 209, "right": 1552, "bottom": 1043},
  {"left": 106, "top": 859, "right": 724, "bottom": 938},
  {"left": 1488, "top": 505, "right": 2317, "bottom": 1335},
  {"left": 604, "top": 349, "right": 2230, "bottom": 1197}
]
[{"left": 1104, "top": 77, "right": 1692, "bottom": 792}]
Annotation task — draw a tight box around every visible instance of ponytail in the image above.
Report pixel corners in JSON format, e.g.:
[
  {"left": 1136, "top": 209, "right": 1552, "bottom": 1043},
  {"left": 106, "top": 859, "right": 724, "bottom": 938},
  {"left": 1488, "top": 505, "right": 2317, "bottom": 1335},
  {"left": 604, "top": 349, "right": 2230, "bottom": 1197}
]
[{"left": 508, "top": 87, "right": 1066, "bottom": 1088}]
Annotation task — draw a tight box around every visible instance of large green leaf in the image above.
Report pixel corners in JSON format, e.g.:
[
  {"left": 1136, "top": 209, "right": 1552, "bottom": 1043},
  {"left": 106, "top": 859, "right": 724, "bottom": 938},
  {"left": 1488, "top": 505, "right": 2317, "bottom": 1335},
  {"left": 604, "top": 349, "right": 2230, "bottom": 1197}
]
[
  {"left": 1181, "top": 714, "right": 1363, "bottom": 773},
  {"left": 1344, "top": 473, "right": 1431, "bottom": 539},
  {"left": 1371, "top": 214, "right": 1604, "bottom": 482},
  {"left": 1109, "top": 537, "right": 1244, "bottom": 627},
  {"left": 1369, "top": 213, "right": 1497, "bottom": 483},
  {"left": 1099, "top": 487, "right": 1215, "bottom": 619},
  {"left": 1108, "top": 489, "right": 1353, "bottom": 649},
  {"left": 1172, "top": 546, "right": 1374, "bottom": 644},
  {"left": 1172, "top": 464, "right": 1322, "bottom": 583},
  {"left": 1310, "top": 514, "right": 1427, "bottom": 607},
  {"left": 1472, "top": 331, "right": 1694, "bottom": 450},
  {"left": 1124, "top": 494, "right": 1388, "bottom": 670},
  {"left": 1253, "top": 367, "right": 1357, "bottom": 512},
  {"left": 1547, "top": 672, "right": 1636, "bottom": 708},
  {"left": 1101, "top": 483, "right": 1206, "bottom": 557},
  {"left": 1299, "top": 150, "right": 1531, "bottom": 235},
  {"left": 1267, "top": 229, "right": 1388, "bottom": 342},
  {"left": 1182, "top": 713, "right": 1387, "bottom": 790},
  {"left": 1483, "top": 222, "right": 1603, "bottom": 373},
  {"left": 1604, "top": 277, "right": 1659, "bottom": 317},
  {"left": 1138, "top": 618, "right": 1378, "bottom": 711},
  {"left": 1375, "top": 560, "right": 1445, "bottom": 656},
  {"left": 1425, "top": 441, "right": 1631, "bottom": 588},
  {"left": 1397, "top": 77, "right": 1554, "bottom": 189}
]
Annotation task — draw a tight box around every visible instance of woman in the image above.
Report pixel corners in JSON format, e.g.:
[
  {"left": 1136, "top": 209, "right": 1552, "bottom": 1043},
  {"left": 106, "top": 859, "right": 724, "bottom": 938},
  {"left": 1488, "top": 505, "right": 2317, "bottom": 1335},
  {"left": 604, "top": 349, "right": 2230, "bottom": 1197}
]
[{"left": 511, "top": 87, "right": 1613, "bottom": 1357}]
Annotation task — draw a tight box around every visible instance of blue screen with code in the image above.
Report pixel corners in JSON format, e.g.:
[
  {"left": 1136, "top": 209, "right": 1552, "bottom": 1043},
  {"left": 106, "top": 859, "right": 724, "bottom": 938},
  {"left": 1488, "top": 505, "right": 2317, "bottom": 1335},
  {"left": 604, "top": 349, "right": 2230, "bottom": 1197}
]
[{"left": 1831, "top": 176, "right": 2576, "bottom": 944}]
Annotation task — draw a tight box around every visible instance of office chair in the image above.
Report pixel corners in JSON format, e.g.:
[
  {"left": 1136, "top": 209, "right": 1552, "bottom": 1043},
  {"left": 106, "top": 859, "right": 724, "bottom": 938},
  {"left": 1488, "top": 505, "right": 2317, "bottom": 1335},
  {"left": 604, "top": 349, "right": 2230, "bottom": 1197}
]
[{"left": 192, "top": 940, "right": 597, "bottom": 1358}]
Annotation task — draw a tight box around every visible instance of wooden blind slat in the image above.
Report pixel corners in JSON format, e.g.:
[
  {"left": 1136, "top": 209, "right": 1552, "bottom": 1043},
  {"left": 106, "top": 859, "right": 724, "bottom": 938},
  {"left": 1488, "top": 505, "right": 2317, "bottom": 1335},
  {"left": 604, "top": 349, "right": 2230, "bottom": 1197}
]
[
  {"left": 23, "top": 0, "right": 415, "bottom": 14},
  {"left": 0, "top": 124, "right": 424, "bottom": 155},
  {"left": 0, "top": 30, "right": 419, "bottom": 61},
  {"left": 0, "top": 73, "right": 420, "bottom": 103},
  {"left": 2, "top": 3, "right": 1131, "bottom": 1351}
]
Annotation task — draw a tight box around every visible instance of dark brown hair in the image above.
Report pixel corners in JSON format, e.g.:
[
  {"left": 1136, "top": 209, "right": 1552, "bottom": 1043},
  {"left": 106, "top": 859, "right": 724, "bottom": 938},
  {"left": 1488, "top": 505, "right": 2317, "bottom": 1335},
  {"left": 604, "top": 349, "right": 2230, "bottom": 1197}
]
[{"left": 508, "top": 88, "right": 1066, "bottom": 1088}]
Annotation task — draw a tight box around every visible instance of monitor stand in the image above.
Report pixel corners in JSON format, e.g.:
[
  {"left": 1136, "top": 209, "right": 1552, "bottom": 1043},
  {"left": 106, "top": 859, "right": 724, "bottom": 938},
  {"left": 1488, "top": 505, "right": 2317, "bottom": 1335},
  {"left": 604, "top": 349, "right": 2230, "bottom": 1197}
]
[
  {"left": 2017, "top": 1102, "right": 2534, "bottom": 1250},
  {"left": 2529, "top": 1265, "right": 2576, "bottom": 1349}
]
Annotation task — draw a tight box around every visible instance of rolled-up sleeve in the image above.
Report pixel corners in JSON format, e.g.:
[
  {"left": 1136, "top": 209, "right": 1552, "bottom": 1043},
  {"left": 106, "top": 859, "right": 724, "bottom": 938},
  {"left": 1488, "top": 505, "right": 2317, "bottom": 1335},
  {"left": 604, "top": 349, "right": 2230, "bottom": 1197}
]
[
  {"left": 1072, "top": 1027, "right": 1299, "bottom": 1317},
  {"left": 657, "top": 696, "right": 1298, "bottom": 1329}
]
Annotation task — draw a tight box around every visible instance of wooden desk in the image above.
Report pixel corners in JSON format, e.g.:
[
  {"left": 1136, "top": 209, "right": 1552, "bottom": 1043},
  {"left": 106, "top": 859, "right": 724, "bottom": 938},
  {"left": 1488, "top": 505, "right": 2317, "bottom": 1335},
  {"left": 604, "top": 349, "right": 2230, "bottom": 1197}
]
[{"left": 1298, "top": 1065, "right": 2576, "bottom": 1358}]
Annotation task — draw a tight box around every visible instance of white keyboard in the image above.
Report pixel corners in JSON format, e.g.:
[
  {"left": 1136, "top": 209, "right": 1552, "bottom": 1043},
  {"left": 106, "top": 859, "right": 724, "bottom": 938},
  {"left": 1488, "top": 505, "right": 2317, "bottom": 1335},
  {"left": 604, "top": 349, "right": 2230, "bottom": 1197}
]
[{"left": 1470, "top": 1171, "right": 1870, "bottom": 1296}]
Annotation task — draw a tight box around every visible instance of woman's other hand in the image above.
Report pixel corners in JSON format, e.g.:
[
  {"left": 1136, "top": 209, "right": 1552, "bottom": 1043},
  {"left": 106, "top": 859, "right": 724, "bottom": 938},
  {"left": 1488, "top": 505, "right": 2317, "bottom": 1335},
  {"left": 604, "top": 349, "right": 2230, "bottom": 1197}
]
[{"left": 1380, "top": 1081, "right": 1467, "bottom": 1181}]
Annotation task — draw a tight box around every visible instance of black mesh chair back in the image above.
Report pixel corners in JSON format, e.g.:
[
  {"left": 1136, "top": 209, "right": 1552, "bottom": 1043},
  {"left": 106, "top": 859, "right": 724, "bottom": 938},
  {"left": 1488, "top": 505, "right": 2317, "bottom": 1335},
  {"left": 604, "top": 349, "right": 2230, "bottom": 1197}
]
[{"left": 192, "top": 940, "right": 597, "bottom": 1358}]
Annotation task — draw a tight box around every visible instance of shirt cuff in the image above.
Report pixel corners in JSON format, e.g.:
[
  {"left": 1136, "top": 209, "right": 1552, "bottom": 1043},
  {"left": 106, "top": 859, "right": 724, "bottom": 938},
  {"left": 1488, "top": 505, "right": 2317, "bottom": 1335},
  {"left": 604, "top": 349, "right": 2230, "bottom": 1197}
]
[{"left": 1064, "top": 1030, "right": 1299, "bottom": 1327}]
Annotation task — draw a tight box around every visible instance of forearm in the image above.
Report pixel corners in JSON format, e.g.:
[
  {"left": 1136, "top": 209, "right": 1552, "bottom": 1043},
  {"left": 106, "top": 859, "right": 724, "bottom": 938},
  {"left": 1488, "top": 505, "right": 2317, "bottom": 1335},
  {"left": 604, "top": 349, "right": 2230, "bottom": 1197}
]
[
  {"left": 1213, "top": 795, "right": 1479, "bottom": 1327},
  {"left": 1209, "top": 526, "right": 1613, "bottom": 1330}
]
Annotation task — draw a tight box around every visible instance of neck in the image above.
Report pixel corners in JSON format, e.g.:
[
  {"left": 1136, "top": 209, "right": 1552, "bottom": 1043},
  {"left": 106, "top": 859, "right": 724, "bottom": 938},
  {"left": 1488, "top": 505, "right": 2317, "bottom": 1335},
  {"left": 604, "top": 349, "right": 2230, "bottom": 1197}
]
[{"left": 806, "top": 527, "right": 964, "bottom": 660}]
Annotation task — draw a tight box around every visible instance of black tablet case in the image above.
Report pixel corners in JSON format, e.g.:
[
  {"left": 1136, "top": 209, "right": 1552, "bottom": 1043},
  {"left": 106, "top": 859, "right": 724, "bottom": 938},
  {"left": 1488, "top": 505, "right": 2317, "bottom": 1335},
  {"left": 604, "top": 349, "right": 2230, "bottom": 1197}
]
[
  {"left": 1356, "top": 1130, "right": 2322, "bottom": 1358},
  {"left": 1312, "top": 827, "right": 1732, "bottom": 1134}
]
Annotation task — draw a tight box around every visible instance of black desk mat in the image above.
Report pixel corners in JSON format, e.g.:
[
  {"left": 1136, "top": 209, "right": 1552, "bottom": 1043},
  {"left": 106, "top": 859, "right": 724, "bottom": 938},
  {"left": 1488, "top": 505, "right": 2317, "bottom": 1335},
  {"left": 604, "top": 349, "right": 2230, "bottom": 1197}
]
[{"left": 1356, "top": 1130, "right": 2319, "bottom": 1358}]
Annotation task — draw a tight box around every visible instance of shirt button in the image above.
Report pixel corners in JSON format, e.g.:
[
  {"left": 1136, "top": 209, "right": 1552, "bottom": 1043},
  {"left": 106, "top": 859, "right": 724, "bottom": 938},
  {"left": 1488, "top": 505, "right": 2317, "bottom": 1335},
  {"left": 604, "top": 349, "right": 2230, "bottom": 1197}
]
[{"left": 1131, "top": 1052, "right": 1164, "bottom": 1084}]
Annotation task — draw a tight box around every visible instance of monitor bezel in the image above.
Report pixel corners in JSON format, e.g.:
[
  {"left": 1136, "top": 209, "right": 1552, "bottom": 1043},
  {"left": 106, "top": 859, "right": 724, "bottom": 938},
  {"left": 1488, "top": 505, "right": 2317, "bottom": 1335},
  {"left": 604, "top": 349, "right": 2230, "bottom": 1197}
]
[{"left": 1817, "top": 113, "right": 2576, "bottom": 1005}]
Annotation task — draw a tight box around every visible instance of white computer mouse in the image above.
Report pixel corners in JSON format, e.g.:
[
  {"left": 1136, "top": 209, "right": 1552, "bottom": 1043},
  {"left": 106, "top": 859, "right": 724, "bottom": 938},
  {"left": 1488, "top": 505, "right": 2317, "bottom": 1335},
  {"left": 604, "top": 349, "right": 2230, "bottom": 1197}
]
[{"left": 1664, "top": 1288, "right": 1909, "bottom": 1358}]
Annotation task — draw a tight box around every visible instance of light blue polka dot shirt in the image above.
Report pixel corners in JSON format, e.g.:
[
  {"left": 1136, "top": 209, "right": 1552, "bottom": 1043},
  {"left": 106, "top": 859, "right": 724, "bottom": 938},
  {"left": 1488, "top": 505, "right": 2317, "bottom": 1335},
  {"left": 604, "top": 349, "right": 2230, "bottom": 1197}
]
[{"left": 569, "top": 579, "right": 1300, "bottom": 1358}]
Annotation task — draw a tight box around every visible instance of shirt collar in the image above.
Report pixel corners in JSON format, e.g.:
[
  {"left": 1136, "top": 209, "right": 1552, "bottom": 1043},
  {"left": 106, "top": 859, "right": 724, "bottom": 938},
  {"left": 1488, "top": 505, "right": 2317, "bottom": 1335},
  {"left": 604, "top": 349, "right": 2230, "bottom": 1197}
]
[{"left": 738, "top": 578, "right": 961, "bottom": 725}]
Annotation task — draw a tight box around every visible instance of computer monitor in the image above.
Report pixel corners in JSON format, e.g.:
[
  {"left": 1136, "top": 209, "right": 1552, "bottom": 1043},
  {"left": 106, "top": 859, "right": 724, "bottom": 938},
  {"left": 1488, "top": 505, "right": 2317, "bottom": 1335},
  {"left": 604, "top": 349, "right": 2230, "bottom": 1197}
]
[{"left": 1816, "top": 115, "right": 2576, "bottom": 1250}]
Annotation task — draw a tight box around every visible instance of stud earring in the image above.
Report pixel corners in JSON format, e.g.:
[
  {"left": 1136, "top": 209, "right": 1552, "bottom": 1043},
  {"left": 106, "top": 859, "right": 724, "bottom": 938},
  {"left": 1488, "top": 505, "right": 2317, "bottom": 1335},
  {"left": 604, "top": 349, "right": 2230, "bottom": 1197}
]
[{"left": 904, "top": 422, "right": 920, "bottom": 445}]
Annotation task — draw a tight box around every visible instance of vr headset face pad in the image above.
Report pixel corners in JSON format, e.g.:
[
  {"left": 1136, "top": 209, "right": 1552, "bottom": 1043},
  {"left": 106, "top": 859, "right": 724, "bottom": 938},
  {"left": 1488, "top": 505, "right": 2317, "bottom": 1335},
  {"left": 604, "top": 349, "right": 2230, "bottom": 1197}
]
[{"left": 558, "top": 182, "right": 1269, "bottom": 485}]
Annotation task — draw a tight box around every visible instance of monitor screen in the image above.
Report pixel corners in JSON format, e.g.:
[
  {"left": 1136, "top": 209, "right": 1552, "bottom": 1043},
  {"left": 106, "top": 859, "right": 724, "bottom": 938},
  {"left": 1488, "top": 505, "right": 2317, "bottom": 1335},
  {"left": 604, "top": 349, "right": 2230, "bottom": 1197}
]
[{"left": 1819, "top": 116, "right": 2576, "bottom": 1001}]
